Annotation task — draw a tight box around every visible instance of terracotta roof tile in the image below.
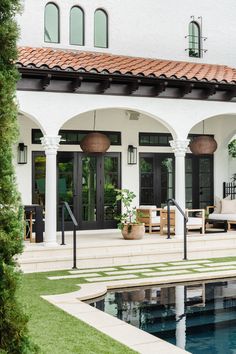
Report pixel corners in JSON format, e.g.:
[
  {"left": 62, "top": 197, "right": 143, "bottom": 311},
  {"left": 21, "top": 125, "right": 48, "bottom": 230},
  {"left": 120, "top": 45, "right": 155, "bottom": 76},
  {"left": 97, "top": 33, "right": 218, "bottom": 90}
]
[{"left": 17, "top": 47, "right": 236, "bottom": 84}]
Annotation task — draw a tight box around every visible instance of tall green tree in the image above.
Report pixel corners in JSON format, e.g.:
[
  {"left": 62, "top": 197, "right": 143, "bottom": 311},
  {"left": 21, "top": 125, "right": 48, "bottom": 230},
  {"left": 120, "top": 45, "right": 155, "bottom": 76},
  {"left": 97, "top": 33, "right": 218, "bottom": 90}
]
[{"left": 0, "top": 1, "right": 37, "bottom": 352}]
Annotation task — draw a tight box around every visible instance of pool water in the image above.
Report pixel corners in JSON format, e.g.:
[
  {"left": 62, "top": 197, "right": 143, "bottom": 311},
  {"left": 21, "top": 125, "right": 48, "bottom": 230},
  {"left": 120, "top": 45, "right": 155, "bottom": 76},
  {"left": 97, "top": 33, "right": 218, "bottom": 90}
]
[{"left": 89, "top": 279, "right": 236, "bottom": 354}]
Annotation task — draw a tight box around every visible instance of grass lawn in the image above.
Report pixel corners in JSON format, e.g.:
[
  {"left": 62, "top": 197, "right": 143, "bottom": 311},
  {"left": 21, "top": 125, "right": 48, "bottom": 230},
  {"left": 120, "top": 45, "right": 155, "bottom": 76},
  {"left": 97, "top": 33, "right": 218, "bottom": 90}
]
[{"left": 18, "top": 271, "right": 136, "bottom": 354}]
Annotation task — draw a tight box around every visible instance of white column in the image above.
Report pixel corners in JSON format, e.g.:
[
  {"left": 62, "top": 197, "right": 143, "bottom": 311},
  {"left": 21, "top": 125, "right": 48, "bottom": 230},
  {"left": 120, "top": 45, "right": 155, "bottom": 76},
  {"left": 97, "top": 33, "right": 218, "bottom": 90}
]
[
  {"left": 170, "top": 139, "right": 189, "bottom": 236},
  {"left": 175, "top": 285, "right": 186, "bottom": 349},
  {"left": 41, "top": 135, "right": 61, "bottom": 246}
]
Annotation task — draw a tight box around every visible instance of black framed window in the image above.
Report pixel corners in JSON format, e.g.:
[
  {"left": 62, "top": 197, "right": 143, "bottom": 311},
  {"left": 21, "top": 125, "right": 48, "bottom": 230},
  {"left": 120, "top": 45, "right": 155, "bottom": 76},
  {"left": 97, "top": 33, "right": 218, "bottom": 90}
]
[
  {"left": 139, "top": 133, "right": 172, "bottom": 146},
  {"left": 32, "top": 129, "right": 121, "bottom": 145},
  {"left": 139, "top": 133, "right": 215, "bottom": 147}
]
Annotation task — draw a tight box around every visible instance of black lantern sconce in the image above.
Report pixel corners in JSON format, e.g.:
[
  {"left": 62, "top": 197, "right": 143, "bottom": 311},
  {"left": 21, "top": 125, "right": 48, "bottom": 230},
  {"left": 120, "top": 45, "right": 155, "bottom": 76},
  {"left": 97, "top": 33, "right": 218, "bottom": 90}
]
[
  {"left": 127, "top": 145, "right": 137, "bottom": 165},
  {"left": 17, "top": 143, "right": 28, "bottom": 164}
]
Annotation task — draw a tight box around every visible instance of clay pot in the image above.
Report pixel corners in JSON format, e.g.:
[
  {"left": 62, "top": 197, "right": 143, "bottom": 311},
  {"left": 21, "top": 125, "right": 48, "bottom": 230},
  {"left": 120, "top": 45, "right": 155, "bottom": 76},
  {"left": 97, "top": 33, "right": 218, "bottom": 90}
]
[{"left": 121, "top": 223, "right": 145, "bottom": 240}]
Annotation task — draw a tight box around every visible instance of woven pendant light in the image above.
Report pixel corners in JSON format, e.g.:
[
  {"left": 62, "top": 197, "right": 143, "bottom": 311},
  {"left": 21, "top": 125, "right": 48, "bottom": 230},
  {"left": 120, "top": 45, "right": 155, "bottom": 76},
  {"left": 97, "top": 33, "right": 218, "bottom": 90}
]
[
  {"left": 80, "top": 111, "right": 110, "bottom": 154},
  {"left": 189, "top": 121, "right": 217, "bottom": 155}
]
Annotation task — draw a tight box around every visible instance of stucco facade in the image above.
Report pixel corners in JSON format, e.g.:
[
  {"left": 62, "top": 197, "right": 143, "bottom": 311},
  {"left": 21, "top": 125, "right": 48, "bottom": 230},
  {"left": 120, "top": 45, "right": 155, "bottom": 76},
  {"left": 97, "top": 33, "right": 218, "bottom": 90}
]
[
  {"left": 18, "top": 0, "right": 236, "bottom": 66},
  {"left": 16, "top": 0, "right": 236, "bottom": 243}
]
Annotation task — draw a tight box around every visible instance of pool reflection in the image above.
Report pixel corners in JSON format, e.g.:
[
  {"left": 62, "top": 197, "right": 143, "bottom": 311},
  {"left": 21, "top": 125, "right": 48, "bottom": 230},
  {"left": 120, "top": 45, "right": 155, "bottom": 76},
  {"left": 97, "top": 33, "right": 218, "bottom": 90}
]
[{"left": 89, "top": 280, "right": 236, "bottom": 354}]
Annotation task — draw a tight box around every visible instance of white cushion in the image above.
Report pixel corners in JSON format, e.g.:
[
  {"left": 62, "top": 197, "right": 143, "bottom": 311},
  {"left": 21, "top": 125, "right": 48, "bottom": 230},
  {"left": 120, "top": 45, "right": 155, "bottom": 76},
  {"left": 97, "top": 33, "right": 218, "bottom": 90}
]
[
  {"left": 221, "top": 199, "right": 236, "bottom": 214},
  {"left": 213, "top": 196, "right": 221, "bottom": 214},
  {"left": 209, "top": 213, "right": 236, "bottom": 221},
  {"left": 187, "top": 217, "right": 203, "bottom": 226},
  {"left": 151, "top": 216, "right": 160, "bottom": 223},
  {"left": 213, "top": 195, "right": 231, "bottom": 214}
]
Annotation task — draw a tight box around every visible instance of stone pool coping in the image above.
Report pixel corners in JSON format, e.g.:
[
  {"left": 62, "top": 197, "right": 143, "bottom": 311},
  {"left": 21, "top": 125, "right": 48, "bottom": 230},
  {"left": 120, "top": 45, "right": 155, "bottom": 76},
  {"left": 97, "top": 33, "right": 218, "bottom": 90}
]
[{"left": 42, "top": 269, "right": 236, "bottom": 353}]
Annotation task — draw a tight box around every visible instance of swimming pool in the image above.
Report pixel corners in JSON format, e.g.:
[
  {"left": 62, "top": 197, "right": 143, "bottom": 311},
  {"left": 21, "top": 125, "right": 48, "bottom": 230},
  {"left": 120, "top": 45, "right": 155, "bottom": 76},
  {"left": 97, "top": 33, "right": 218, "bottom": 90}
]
[{"left": 89, "top": 279, "right": 236, "bottom": 353}]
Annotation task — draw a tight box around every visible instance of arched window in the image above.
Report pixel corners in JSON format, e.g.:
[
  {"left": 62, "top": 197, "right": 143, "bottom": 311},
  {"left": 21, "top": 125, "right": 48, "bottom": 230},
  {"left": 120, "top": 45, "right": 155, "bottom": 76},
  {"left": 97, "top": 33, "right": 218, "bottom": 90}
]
[
  {"left": 44, "top": 3, "right": 60, "bottom": 43},
  {"left": 94, "top": 9, "right": 108, "bottom": 48},
  {"left": 189, "top": 21, "right": 200, "bottom": 58},
  {"left": 70, "top": 6, "right": 84, "bottom": 46}
]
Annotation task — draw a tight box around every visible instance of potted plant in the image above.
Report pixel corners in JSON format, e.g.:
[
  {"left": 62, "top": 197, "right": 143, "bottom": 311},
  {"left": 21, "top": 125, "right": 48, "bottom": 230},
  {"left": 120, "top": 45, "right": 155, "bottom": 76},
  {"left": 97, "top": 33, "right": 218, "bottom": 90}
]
[{"left": 115, "top": 188, "right": 145, "bottom": 240}]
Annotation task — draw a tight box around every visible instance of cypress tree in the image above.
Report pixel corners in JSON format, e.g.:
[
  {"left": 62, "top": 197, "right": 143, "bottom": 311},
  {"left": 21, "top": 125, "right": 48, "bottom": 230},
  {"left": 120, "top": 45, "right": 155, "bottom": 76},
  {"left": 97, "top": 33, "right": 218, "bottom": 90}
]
[{"left": 0, "top": 1, "right": 37, "bottom": 352}]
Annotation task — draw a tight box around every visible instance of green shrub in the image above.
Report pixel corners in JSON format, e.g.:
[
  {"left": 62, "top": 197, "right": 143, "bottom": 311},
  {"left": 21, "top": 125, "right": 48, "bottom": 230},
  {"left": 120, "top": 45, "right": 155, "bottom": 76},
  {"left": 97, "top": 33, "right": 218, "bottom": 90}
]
[
  {"left": 228, "top": 139, "right": 236, "bottom": 158},
  {"left": 0, "top": 1, "right": 38, "bottom": 352}
]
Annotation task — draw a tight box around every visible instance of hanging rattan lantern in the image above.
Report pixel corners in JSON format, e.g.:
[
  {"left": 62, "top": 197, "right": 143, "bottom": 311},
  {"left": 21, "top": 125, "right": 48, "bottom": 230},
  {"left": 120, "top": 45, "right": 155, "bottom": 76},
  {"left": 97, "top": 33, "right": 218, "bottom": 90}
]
[
  {"left": 80, "top": 132, "right": 110, "bottom": 153},
  {"left": 189, "top": 135, "right": 217, "bottom": 155},
  {"left": 189, "top": 120, "right": 217, "bottom": 155},
  {"left": 80, "top": 111, "right": 110, "bottom": 154}
]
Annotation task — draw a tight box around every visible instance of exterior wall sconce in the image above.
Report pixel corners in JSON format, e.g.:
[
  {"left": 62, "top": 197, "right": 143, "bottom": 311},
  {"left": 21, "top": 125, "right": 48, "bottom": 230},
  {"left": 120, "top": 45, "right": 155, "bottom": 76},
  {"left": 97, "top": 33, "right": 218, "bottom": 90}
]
[
  {"left": 17, "top": 143, "right": 28, "bottom": 164},
  {"left": 127, "top": 145, "right": 137, "bottom": 165}
]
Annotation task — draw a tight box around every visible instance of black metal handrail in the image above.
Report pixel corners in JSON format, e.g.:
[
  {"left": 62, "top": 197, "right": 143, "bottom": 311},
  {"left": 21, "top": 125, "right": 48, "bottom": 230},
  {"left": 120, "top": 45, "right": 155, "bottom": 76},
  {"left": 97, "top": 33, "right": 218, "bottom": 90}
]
[
  {"left": 166, "top": 198, "right": 188, "bottom": 260},
  {"left": 61, "top": 201, "right": 78, "bottom": 269}
]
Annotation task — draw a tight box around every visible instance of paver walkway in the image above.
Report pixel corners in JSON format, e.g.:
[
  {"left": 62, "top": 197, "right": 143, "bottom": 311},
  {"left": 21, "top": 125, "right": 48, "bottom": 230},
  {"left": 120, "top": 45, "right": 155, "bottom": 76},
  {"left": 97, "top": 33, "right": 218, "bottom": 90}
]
[{"left": 47, "top": 258, "right": 236, "bottom": 283}]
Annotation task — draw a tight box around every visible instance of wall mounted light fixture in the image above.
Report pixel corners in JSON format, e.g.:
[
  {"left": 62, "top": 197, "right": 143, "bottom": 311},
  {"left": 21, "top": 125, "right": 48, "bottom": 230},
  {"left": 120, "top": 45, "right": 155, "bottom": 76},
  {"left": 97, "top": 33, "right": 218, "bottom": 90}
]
[
  {"left": 127, "top": 145, "right": 137, "bottom": 165},
  {"left": 17, "top": 143, "right": 28, "bottom": 164}
]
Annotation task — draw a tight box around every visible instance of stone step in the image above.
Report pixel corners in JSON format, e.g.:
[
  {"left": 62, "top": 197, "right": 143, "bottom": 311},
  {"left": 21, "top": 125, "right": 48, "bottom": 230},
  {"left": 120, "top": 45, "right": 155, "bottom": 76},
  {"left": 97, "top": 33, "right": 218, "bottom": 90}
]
[
  {"left": 19, "top": 244, "right": 236, "bottom": 273},
  {"left": 19, "top": 231, "right": 236, "bottom": 273},
  {"left": 20, "top": 234, "right": 236, "bottom": 260}
]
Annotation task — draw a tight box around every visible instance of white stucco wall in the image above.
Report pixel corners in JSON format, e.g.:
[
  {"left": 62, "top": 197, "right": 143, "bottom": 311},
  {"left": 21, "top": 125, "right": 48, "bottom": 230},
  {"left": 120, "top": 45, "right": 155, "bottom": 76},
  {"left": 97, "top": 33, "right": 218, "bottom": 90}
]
[{"left": 17, "top": 0, "right": 236, "bottom": 67}]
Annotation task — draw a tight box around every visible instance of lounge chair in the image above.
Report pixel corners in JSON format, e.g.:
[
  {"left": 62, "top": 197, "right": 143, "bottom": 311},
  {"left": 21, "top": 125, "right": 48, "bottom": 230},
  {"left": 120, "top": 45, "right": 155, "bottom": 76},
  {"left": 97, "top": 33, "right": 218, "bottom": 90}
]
[
  {"left": 160, "top": 207, "right": 205, "bottom": 235},
  {"left": 207, "top": 197, "right": 236, "bottom": 230},
  {"left": 136, "top": 205, "right": 162, "bottom": 233}
]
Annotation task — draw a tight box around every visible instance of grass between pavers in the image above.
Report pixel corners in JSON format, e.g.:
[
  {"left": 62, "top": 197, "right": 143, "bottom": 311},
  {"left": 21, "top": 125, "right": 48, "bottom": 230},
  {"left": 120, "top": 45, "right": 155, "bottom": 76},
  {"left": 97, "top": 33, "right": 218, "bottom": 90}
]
[
  {"left": 18, "top": 257, "right": 236, "bottom": 354},
  {"left": 210, "top": 256, "right": 236, "bottom": 263},
  {"left": 18, "top": 271, "right": 136, "bottom": 354}
]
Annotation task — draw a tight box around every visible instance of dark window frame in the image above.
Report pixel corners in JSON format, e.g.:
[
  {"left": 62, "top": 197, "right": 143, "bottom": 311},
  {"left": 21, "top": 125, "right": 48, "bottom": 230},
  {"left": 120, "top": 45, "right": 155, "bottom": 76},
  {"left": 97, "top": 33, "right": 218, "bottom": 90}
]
[
  {"left": 139, "top": 132, "right": 215, "bottom": 146},
  {"left": 139, "top": 132, "right": 172, "bottom": 146},
  {"left": 32, "top": 129, "right": 121, "bottom": 145}
]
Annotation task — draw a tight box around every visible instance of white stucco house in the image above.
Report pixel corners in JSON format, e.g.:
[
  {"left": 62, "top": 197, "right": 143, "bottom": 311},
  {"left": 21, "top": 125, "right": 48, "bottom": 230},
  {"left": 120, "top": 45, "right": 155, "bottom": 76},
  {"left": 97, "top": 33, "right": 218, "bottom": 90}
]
[{"left": 15, "top": 0, "right": 236, "bottom": 246}]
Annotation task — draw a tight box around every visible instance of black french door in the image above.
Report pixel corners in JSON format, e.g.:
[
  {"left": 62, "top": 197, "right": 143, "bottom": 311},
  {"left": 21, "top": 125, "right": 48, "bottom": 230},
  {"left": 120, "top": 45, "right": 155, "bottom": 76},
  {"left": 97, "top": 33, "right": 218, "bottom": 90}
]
[
  {"left": 139, "top": 153, "right": 213, "bottom": 209},
  {"left": 75, "top": 152, "right": 121, "bottom": 229},
  {"left": 32, "top": 151, "right": 121, "bottom": 230},
  {"left": 139, "top": 153, "right": 175, "bottom": 207},
  {"left": 185, "top": 154, "right": 214, "bottom": 209}
]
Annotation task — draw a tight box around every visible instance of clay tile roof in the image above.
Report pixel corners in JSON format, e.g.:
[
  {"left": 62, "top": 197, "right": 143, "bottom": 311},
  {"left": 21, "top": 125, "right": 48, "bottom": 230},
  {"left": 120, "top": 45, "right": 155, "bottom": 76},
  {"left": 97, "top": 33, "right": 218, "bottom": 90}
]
[{"left": 17, "top": 47, "right": 236, "bottom": 84}]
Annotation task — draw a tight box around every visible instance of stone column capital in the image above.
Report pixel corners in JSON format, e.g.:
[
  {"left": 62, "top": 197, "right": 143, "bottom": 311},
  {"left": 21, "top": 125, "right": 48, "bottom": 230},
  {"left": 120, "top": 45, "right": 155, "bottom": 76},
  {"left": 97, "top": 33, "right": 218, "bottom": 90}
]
[
  {"left": 170, "top": 139, "right": 190, "bottom": 157},
  {"left": 41, "top": 135, "right": 61, "bottom": 155}
]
